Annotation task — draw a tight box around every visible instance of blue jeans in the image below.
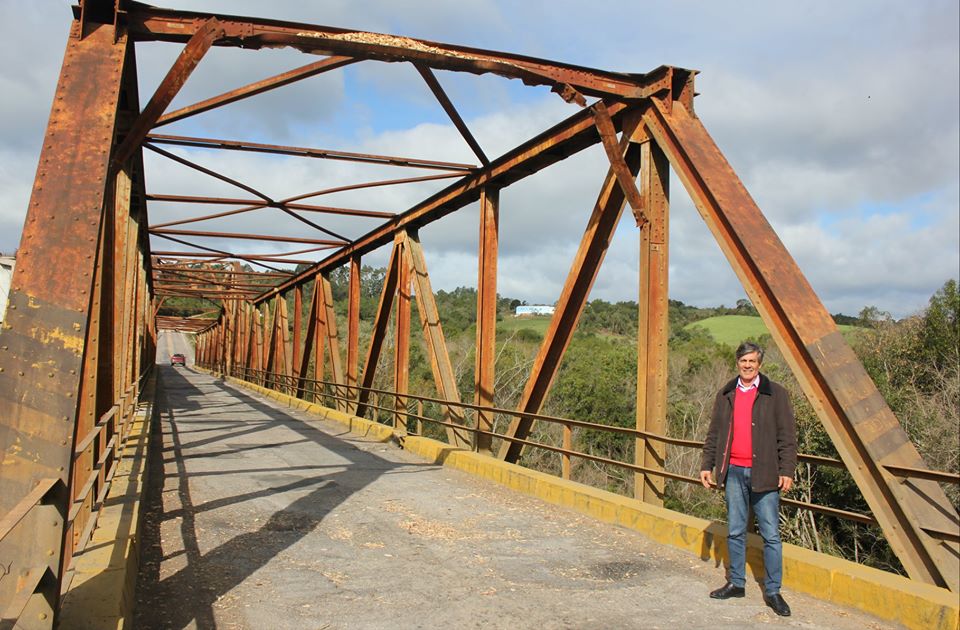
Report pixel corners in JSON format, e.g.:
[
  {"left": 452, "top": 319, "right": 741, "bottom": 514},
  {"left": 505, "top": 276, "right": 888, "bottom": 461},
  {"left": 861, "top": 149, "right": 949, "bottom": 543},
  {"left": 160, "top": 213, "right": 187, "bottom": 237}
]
[{"left": 725, "top": 465, "right": 782, "bottom": 595}]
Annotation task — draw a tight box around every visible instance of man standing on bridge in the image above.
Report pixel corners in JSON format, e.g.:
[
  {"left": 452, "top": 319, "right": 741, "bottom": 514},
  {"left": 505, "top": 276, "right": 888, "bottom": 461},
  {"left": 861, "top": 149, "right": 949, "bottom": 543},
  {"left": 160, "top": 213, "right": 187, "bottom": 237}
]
[{"left": 699, "top": 341, "right": 797, "bottom": 617}]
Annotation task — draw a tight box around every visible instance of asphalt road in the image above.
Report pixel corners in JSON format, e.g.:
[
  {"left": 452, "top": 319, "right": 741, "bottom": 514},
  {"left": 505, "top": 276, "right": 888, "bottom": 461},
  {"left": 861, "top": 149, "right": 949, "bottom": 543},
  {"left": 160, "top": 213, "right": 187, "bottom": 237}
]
[
  {"left": 157, "top": 330, "right": 194, "bottom": 367},
  {"left": 133, "top": 364, "right": 901, "bottom": 630}
]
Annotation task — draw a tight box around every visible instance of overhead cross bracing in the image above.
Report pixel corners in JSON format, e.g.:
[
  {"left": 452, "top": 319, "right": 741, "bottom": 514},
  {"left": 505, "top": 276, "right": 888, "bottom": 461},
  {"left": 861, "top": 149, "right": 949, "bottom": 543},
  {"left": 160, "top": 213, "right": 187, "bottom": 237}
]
[{"left": 0, "top": 1, "right": 956, "bottom": 627}]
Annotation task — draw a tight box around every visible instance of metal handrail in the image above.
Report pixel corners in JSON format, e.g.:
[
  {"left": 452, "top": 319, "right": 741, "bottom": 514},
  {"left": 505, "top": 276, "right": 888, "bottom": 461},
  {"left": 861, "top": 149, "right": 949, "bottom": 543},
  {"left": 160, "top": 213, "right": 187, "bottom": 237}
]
[{"left": 221, "top": 365, "right": 954, "bottom": 532}]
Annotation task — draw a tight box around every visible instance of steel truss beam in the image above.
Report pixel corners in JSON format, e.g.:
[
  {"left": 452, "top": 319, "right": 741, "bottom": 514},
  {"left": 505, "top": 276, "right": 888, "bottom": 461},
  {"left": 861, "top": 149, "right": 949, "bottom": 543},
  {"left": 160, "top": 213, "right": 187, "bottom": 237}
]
[
  {"left": 641, "top": 97, "right": 959, "bottom": 591},
  {"left": 0, "top": 17, "right": 155, "bottom": 625},
  {"left": 3, "top": 8, "right": 956, "bottom": 629}
]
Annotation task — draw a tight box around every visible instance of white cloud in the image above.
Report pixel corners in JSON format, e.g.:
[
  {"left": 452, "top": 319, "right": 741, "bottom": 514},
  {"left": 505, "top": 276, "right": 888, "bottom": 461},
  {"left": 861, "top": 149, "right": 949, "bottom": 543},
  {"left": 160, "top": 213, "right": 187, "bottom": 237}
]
[{"left": 1, "top": 1, "right": 956, "bottom": 319}]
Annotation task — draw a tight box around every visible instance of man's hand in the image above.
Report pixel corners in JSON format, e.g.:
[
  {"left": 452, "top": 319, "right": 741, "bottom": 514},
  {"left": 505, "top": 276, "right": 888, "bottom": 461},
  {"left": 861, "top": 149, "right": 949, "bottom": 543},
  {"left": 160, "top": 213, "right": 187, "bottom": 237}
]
[
  {"left": 778, "top": 476, "right": 793, "bottom": 492},
  {"left": 699, "top": 470, "right": 714, "bottom": 488}
]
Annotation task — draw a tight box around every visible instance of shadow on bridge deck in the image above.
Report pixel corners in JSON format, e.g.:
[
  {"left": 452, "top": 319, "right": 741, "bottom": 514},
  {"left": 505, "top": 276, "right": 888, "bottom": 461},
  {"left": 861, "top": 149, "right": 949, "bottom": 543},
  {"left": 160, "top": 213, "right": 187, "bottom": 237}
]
[{"left": 70, "top": 366, "right": 902, "bottom": 630}]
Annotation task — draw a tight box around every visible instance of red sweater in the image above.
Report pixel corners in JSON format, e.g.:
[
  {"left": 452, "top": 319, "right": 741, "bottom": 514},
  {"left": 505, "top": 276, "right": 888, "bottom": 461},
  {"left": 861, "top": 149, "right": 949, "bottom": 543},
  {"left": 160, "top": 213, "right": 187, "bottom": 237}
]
[{"left": 729, "top": 386, "right": 757, "bottom": 467}]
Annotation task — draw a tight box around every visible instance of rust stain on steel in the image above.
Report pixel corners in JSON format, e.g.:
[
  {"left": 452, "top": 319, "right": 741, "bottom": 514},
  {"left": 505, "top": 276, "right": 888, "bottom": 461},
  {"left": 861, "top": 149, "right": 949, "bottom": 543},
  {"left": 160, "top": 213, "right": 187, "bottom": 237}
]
[
  {"left": 126, "top": 6, "right": 656, "bottom": 99},
  {"left": 474, "top": 187, "right": 499, "bottom": 454},
  {"left": 593, "top": 100, "right": 646, "bottom": 226},
  {"left": 1, "top": 22, "right": 128, "bottom": 511}
]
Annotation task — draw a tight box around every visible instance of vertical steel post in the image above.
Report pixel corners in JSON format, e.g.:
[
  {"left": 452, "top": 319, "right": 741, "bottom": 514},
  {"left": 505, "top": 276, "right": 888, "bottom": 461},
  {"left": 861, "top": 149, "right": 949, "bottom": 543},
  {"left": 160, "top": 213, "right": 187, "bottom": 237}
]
[
  {"left": 0, "top": 18, "right": 130, "bottom": 625},
  {"left": 394, "top": 242, "right": 411, "bottom": 428},
  {"left": 634, "top": 138, "right": 670, "bottom": 505},
  {"left": 475, "top": 187, "right": 499, "bottom": 454},
  {"left": 318, "top": 273, "right": 345, "bottom": 409},
  {"left": 347, "top": 256, "right": 361, "bottom": 408},
  {"left": 292, "top": 285, "right": 303, "bottom": 385}
]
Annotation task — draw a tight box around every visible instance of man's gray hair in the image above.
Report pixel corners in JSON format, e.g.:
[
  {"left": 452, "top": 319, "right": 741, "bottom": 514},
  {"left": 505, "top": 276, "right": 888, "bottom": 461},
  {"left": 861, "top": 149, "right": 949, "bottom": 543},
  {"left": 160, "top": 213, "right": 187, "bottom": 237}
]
[{"left": 735, "top": 341, "right": 764, "bottom": 363}]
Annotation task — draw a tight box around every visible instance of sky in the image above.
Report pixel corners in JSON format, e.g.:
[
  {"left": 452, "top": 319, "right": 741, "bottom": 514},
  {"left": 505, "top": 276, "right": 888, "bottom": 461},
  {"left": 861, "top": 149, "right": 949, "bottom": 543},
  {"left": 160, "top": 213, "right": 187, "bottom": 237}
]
[{"left": 1, "top": 1, "right": 957, "bottom": 318}]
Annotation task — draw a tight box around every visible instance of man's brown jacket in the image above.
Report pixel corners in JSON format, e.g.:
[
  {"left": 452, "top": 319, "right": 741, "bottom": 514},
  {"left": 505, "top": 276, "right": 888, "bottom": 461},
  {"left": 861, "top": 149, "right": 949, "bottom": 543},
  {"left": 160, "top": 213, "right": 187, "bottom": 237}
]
[{"left": 700, "top": 374, "right": 797, "bottom": 492}]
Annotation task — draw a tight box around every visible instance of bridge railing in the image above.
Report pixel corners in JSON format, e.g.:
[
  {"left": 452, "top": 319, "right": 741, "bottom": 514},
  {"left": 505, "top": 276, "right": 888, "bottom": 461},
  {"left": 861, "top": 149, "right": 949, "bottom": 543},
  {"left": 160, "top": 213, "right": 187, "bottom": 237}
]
[
  {"left": 226, "top": 365, "right": 959, "bottom": 544},
  {"left": 0, "top": 478, "right": 62, "bottom": 626},
  {"left": 0, "top": 370, "right": 153, "bottom": 627}
]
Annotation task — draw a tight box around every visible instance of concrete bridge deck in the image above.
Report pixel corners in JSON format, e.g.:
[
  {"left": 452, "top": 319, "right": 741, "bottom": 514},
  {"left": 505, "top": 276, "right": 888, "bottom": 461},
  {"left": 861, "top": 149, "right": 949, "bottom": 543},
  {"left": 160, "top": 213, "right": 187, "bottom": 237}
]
[{"left": 129, "top": 361, "right": 898, "bottom": 629}]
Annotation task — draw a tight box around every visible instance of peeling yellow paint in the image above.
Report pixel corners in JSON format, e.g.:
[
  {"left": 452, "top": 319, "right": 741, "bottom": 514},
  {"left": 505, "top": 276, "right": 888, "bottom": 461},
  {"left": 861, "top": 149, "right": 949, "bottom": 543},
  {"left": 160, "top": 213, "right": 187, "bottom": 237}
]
[{"left": 28, "top": 326, "right": 84, "bottom": 352}]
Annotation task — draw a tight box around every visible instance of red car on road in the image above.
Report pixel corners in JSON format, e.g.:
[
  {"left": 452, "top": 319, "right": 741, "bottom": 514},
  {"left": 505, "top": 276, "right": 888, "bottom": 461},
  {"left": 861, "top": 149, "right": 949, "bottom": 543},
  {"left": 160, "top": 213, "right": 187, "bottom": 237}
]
[{"left": 170, "top": 353, "right": 186, "bottom": 367}]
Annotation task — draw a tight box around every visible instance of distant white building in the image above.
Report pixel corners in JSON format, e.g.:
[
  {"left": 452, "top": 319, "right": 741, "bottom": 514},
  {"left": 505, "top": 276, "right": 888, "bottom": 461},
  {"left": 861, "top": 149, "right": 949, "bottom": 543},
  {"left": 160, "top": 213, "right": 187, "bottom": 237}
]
[
  {"left": 515, "top": 305, "right": 555, "bottom": 316},
  {"left": 0, "top": 256, "right": 14, "bottom": 326}
]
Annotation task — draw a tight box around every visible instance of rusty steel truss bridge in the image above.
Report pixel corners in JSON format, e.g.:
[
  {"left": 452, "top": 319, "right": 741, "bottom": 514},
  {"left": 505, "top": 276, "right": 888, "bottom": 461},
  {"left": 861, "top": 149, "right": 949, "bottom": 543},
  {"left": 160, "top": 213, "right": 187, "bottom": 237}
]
[{"left": 0, "top": 1, "right": 957, "bottom": 626}]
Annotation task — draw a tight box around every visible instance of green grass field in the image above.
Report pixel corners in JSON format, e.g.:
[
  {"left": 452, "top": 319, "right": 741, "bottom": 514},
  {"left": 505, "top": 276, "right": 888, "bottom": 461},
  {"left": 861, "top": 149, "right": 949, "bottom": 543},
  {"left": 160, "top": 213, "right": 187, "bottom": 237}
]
[
  {"left": 498, "top": 315, "right": 552, "bottom": 337},
  {"left": 685, "top": 315, "right": 859, "bottom": 348}
]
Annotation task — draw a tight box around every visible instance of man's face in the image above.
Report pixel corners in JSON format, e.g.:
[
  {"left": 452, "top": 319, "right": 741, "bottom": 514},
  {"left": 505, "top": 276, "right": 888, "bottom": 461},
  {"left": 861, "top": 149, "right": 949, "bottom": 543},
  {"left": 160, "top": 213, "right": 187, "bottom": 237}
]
[{"left": 737, "top": 351, "right": 762, "bottom": 382}]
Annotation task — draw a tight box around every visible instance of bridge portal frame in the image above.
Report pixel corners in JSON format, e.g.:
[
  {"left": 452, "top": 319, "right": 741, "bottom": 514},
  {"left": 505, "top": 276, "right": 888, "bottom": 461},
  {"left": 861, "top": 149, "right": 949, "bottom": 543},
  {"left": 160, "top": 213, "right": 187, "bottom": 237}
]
[{"left": 0, "top": 1, "right": 957, "bottom": 625}]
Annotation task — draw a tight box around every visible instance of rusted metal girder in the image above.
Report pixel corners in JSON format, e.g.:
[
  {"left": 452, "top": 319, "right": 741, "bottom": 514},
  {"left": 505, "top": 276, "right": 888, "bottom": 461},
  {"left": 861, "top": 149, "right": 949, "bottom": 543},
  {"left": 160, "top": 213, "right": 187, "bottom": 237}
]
[
  {"left": 112, "top": 18, "right": 223, "bottom": 168},
  {"left": 155, "top": 55, "right": 358, "bottom": 127},
  {"left": 641, "top": 98, "right": 959, "bottom": 591},
  {"left": 0, "top": 20, "right": 130, "bottom": 625},
  {"left": 255, "top": 101, "right": 635, "bottom": 303},
  {"left": 317, "top": 273, "right": 346, "bottom": 410},
  {"left": 355, "top": 239, "right": 402, "bottom": 419},
  {"left": 402, "top": 231, "right": 472, "bottom": 448},
  {"left": 146, "top": 133, "right": 476, "bottom": 171},
  {"left": 295, "top": 274, "right": 322, "bottom": 399},
  {"left": 150, "top": 228, "right": 347, "bottom": 247},
  {"left": 474, "top": 187, "right": 500, "bottom": 454},
  {"left": 634, "top": 138, "right": 670, "bottom": 505},
  {"left": 346, "top": 257, "right": 361, "bottom": 402},
  {"left": 499, "top": 116, "right": 644, "bottom": 462},
  {"left": 415, "top": 64, "right": 490, "bottom": 166},
  {"left": 124, "top": 5, "right": 673, "bottom": 101},
  {"left": 394, "top": 241, "right": 412, "bottom": 427}
]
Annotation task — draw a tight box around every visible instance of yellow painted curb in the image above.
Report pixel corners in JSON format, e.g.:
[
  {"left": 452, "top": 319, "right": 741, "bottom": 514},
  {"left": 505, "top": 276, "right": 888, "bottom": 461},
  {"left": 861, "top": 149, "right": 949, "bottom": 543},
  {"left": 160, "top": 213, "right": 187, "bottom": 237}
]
[
  {"left": 214, "top": 372, "right": 960, "bottom": 630},
  {"left": 58, "top": 373, "right": 157, "bottom": 630}
]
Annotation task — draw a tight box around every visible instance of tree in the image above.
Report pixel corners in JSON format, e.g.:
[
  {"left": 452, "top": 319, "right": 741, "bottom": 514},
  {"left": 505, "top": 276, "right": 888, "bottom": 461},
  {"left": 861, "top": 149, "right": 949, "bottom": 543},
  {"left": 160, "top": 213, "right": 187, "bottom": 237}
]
[{"left": 920, "top": 279, "right": 959, "bottom": 370}]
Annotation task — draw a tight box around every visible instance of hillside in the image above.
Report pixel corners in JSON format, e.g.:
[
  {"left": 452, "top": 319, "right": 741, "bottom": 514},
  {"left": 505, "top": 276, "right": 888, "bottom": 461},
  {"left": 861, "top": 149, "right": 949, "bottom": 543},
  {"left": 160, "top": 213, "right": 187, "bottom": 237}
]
[{"left": 685, "top": 314, "right": 859, "bottom": 347}]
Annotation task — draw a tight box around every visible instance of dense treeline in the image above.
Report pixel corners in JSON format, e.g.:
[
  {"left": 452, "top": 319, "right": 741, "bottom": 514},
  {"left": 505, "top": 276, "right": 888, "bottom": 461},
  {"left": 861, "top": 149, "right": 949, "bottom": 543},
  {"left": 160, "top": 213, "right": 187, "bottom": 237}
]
[{"left": 173, "top": 263, "right": 958, "bottom": 575}]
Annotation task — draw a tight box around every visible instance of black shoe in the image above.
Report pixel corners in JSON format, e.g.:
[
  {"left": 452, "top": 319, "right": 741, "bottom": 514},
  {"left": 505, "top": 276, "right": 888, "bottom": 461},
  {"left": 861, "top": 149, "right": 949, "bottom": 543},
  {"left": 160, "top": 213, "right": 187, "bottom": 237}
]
[
  {"left": 763, "top": 593, "right": 791, "bottom": 617},
  {"left": 709, "top": 583, "right": 745, "bottom": 599}
]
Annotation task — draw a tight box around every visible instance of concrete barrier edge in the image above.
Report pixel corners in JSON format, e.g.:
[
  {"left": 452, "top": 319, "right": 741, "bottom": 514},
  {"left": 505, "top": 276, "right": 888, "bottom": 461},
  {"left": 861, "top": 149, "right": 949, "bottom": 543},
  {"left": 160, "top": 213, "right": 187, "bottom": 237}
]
[
  {"left": 58, "top": 371, "right": 158, "bottom": 630},
  {"left": 216, "top": 372, "right": 959, "bottom": 630}
]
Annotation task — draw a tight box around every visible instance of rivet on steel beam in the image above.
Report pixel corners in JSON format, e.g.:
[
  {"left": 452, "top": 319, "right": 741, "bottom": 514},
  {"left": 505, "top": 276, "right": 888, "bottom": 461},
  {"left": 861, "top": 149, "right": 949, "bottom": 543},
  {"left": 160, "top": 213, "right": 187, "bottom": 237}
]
[
  {"left": 48, "top": 372, "right": 55, "bottom": 378},
  {"left": 18, "top": 371, "right": 24, "bottom": 376},
  {"left": 39, "top": 614, "right": 48, "bottom": 621}
]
